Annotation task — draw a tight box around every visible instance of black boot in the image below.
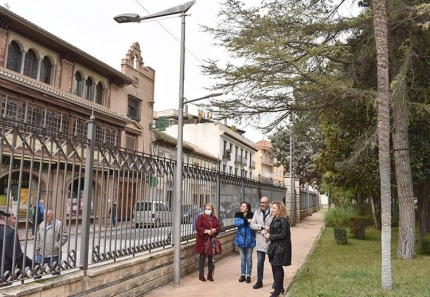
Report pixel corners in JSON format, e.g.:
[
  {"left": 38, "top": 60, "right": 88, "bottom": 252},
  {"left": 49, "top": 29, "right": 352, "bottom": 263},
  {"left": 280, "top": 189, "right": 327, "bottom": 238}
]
[
  {"left": 270, "top": 288, "right": 285, "bottom": 296},
  {"left": 253, "top": 281, "right": 263, "bottom": 289},
  {"left": 239, "top": 275, "right": 246, "bottom": 282}
]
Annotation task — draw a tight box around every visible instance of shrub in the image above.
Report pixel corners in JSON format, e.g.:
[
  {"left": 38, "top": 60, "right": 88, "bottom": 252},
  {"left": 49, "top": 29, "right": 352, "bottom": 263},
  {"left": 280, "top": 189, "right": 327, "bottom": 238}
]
[
  {"left": 334, "top": 227, "right": 348, "bottom": 245},
  {"left": 324, "top": 207, "right": 356, "bottom": 227},
  {"left": 421, "top": 234, "right": 430, "bottom": 255},
  {"left": 349, "top": 216, "right": 370, "bottom": 240}
]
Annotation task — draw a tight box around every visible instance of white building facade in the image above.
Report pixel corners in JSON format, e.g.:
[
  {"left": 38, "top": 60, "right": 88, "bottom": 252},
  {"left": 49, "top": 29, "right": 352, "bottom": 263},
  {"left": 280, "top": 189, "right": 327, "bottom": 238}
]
[{"left": 163, "top": 121, "right": 257, "bottom": 179}]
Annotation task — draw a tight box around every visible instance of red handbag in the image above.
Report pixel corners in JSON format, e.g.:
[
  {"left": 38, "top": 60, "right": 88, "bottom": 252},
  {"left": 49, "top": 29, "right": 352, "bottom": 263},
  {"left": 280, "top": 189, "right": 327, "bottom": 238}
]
[{"left": 203, "top": 236, "right": 222, "bottom": 255}]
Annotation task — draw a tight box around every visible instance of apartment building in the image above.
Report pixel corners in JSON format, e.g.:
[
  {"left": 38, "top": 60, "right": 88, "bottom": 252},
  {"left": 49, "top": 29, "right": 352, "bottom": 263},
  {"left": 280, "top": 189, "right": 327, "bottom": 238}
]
[
  {"left": 255, "top": 140, "right": 285, "bottom": 186},
  {"left": 157, "top": 110, "right": 257, "bottom": 179}
]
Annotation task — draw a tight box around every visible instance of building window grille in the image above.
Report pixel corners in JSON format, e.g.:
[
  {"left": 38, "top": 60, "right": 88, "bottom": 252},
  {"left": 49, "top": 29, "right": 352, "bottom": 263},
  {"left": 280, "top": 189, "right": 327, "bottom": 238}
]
[{"left": 127, "top": 95, "right": 141, "bottom": 121}]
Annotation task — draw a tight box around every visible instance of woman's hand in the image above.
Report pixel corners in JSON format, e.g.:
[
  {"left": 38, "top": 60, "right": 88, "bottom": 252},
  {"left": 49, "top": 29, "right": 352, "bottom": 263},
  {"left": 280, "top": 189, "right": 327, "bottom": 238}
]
[
  {"left": 264, "top": 233, "right": 270, "bottom": 239},
  {"left": 264, "top": 226, "right": 270, "bottom": 232}
]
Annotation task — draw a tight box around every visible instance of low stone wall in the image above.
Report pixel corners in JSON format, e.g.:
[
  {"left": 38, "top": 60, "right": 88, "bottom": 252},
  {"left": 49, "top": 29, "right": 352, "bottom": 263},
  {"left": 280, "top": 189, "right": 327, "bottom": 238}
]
[
  {"left": 0, "top": 231, "right": 236, "bottom": 297},
  {"left": 299, "top": 206, "right": 320, "bottom": 221}
]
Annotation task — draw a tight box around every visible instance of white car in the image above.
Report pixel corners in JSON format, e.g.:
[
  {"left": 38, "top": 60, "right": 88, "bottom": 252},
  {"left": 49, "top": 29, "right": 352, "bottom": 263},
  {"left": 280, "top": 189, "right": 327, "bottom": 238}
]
[{"left": 133, "top": 201, "right": 173, "bottom": 228}]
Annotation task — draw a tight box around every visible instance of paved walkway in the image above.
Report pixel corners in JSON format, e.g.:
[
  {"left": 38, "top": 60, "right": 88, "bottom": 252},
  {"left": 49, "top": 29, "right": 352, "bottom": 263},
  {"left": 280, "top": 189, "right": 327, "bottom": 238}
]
[{"left": 145, "top": 209, "right": 326, "bottom": 297}]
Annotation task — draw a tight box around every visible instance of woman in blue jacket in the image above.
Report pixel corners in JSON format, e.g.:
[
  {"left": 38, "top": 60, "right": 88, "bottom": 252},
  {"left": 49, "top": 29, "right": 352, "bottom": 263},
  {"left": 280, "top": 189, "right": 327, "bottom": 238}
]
[{"left": 234, "top": 201, "right": 256, "bottom": 284}]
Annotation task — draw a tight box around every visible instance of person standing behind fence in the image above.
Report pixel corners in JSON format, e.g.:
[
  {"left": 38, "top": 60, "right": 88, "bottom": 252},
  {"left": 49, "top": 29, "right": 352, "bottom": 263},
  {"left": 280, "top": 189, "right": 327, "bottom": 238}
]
[
  {"left": 235, "top": 201, "right": 256, "bottom": 284},
  {"left": 250, "top": 196, "right": 274, "bottom": 289},
  {"left": 31, "top": 199, "right": 44, "bottom": 240},
  {"left": 194, "top": 203, "right": 221, "bottom": 282},
  {"left": 0, "top": 207, "right": 32, "bottom": 274},
  {"left": 35, "top": 209, "right": 68, "bottom": 275},
  {"left": 264, "top": 201, "right": 291, "bottom": 297},
  {"left": 109, "top": 203, "right": 117, "bottom": 227}
]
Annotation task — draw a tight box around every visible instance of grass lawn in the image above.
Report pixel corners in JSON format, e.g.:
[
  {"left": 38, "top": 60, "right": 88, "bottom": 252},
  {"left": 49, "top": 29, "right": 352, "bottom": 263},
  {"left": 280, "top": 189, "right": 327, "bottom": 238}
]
[{"left": 288, "top": 226, "right": 430, "bottom": 297}]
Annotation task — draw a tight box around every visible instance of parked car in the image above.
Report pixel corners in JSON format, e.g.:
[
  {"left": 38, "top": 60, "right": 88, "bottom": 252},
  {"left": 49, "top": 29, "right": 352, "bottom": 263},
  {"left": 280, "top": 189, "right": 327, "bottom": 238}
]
[{"left": 133, "top": 201, "right": 172, "bottom": 228}]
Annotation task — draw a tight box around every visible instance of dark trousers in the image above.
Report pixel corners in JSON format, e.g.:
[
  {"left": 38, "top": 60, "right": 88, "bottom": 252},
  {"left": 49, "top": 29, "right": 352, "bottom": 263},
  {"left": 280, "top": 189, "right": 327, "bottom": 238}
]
[
  {"left": 271, "top": 264, "right": 284, "bottom": 294},
  {"left": 199, "top": 254, "right": 214, "bottom": 276},
  {"left": 257, "top": 250, "right": 276, "bottom": 282}
]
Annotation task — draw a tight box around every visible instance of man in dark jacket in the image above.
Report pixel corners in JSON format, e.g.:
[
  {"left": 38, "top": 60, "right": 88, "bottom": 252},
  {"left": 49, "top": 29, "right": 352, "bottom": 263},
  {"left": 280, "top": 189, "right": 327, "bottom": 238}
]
[{"left": 0, "top": 207, "right": 33, "bottom": 275}]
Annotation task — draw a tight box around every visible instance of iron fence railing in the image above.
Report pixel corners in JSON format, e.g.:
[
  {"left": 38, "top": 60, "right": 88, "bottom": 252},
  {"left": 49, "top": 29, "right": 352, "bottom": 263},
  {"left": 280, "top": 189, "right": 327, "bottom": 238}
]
[
  {"left": 0, "top": 115, "right": 288, "bottom": 285},
  {"left": 300, "top": 190, "right": 320, "bottom": 210}
]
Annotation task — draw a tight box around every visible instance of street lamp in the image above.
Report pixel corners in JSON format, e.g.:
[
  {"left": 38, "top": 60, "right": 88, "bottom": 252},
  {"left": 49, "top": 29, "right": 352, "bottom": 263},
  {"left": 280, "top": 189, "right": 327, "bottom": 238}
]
[{"left": 114, "top": 1, "right": 196, "bottom": 287}]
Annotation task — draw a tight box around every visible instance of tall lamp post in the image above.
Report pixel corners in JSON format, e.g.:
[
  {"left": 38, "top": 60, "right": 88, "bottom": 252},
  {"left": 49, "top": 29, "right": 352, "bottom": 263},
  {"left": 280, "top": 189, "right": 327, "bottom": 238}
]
[{"left": 114, "top": 1, "right": 196, "bottom": 287}]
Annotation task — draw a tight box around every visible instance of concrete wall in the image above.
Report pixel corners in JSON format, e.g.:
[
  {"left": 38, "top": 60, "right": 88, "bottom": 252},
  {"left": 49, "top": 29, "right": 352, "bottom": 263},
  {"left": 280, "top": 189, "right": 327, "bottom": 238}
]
[{"left": 0, "top": 231, "right": 236, "bottom": 297}]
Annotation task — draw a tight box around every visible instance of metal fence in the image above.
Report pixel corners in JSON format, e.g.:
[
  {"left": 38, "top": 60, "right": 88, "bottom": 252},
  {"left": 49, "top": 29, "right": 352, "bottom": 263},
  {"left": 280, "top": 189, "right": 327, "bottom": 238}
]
[
  {"left": 0, "top": 114, "right": 287, "bottom": 284},
  {"left": 300, "top": 189, "right": 319, "bottom": 211}
]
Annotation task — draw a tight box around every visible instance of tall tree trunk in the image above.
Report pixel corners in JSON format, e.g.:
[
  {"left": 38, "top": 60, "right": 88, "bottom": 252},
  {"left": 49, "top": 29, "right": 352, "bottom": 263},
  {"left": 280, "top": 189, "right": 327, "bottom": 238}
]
[
  {"left": 417, "top": 181, "right": 430, "bottom": 237},
  {"left": 392, "top": 81, "right": 415, "bottom": 260},
  {"left": 372, "top": 0, "right": 393, "bottom": 290}
]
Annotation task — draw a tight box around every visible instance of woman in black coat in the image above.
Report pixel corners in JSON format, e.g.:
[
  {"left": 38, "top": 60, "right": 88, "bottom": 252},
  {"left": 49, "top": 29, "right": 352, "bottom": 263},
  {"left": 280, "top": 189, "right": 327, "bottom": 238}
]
[{"left": 264, "top": 201, "right": 291, "bottom": 297}]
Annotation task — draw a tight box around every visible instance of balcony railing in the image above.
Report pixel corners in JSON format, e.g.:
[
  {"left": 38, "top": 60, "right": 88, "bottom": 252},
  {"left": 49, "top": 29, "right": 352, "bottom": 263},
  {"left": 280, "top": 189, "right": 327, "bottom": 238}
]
[
  {"left": 234, "top": 154, "right": 242, "bottom": 164},
  {"left": 261, "top": 157, "right": 274, "bottom": 165},
  {"left": 250, "top": 160, "right": 255, "bottom": 169},
  {"left": 242, "top": 158, "right": 248, "bottom": 166}
]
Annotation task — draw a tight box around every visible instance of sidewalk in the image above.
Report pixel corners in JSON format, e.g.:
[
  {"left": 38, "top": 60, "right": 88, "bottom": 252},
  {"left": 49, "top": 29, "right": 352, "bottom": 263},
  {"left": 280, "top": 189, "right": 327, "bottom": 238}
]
[{"left": 145, "top": 209, "right": 326, "bottom": 297}]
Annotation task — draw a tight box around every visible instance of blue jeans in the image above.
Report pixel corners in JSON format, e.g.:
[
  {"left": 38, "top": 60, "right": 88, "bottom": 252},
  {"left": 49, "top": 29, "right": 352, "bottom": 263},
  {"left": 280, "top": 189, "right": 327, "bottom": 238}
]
[
  {"left": 237, "top": 246, "right": 253, "bottom": 276},
  {"left": 112, "top": 215, "right": 117, "bottom": 227}
]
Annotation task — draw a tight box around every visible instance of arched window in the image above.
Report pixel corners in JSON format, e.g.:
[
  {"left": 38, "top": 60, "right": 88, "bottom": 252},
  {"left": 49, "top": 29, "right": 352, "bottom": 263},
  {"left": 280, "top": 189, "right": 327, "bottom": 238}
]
[
  {"left": 6, "top": 41, "right": 22, "bottom": 73},
  {"left": 73, "top": 72, "right": 83, "bottom": 96},
  {"left": 95, "top": 82, "right": 103, "bottom": 105},
  {"left": 23, "top": 49, "right": 38, "bottom": 79},
  {"left": 84, "top": 77, "right": 93, "bottom": 100},
  {"left": 39, "top": 56, "right": 52, "bottom": 84}
]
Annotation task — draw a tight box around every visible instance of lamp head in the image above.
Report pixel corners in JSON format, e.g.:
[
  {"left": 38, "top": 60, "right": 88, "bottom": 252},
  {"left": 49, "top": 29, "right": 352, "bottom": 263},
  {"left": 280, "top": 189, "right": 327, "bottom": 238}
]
[{"left": 114, "top": 13, "right": 141, "bottom": 23}]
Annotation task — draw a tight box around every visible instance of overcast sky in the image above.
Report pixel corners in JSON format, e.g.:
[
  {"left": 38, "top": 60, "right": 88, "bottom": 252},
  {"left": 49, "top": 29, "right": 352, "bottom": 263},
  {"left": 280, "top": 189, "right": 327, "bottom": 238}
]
[{"left": 3, "top": 0, "right": 268, "bottom": 142}]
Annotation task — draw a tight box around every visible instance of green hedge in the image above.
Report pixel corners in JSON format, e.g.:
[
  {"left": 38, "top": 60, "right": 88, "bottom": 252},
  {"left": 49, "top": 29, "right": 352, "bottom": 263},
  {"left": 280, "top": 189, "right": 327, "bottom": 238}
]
[{"left": 334, "top": 227, "right": 348, "bottom": 245}]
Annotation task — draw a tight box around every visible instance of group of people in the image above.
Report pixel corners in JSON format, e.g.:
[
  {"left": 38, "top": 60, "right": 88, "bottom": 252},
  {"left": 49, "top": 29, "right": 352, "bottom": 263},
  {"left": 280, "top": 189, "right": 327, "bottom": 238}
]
[
  {"left": 194, "top": 198, "right": 291, "bottom": 297},
  {"left": 0, "top": 201, "right": 69, "bottom": 279}
]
